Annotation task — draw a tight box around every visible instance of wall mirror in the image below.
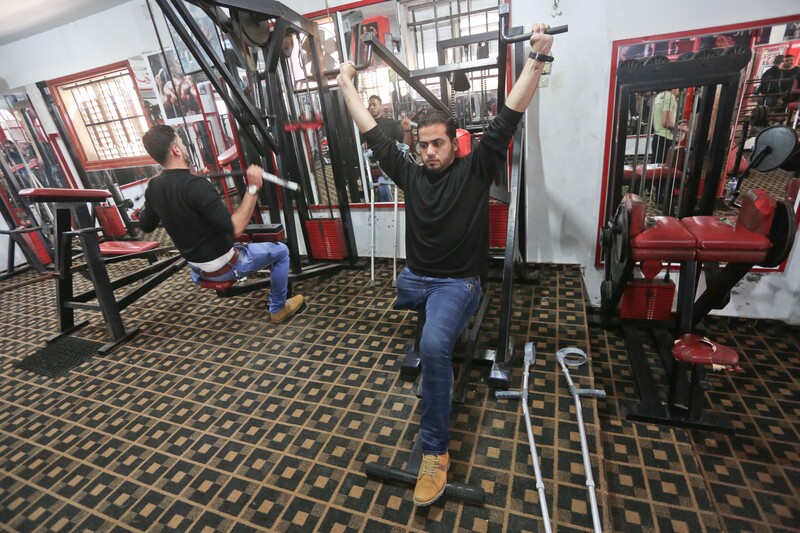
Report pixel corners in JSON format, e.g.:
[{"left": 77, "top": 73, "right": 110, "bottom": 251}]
[{"left": 597, "top": 17, "right": 800, "bottom": 271}]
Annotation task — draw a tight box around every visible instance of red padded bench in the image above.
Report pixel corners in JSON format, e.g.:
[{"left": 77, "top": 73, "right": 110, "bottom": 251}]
[{"left": 16, "top": 187, "right": 185, "bottom": 353}]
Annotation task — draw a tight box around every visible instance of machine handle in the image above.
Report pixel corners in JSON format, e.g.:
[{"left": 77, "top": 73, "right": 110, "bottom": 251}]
[
  {"left": 204, "top": 169, "right": 300, "bottom": 192},
  {"left": 324, "top": 36, "right": 375, "bottom": 77},
  {"left": 499, "top": 4, "right": 568, "bottom": 44}
]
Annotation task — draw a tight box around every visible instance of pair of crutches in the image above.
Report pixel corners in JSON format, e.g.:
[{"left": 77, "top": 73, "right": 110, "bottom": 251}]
[{"left": 497, "top": 343, "right": 604, "bottom": 533}]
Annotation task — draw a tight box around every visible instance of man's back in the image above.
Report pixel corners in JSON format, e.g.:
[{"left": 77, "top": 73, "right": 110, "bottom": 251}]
[{"left": 139, "top": 169, "right": 233, "bottom": 262}]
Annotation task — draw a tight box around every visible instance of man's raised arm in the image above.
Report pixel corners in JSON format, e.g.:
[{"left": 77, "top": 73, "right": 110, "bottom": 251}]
[
  {"left": 336, "top": 62, "right": 378, "bottom": 134},
  {"left": 505, "top": 23, "right": 555, "bottom": 113}
]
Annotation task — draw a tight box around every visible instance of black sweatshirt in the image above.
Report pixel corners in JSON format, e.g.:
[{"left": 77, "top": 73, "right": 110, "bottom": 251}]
[
  {"left": 362, "top": 106, "right": 523, "bottom": 278},
  {"left": 138, "top": 169, "right": 234, "bottom": 262}
]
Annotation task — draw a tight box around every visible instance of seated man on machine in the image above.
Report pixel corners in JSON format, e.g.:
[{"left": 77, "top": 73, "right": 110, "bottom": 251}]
[
  {"left": 337, "top": 23, "right": 555, "bottom": 506},
  {"left": 138, "top": 125, "right": 303, "bottom": 324}
]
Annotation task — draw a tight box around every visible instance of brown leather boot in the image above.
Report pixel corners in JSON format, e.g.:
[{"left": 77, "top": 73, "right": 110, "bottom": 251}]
[
  {"left": 271, "top": 295, "right": 304, "bottom": 324},
  {"left": 413, "top": 452, "right": 449, "bottom": 506}
]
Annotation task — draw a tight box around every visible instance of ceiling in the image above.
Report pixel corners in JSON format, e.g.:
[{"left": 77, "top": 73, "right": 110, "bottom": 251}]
[{"left": 0, "top": 0, "right": 131, "bottom": 46}]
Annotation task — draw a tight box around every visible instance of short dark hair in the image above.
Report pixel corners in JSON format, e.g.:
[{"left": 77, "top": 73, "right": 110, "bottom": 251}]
[
  {"left": 417, "top": 110, "right": 457, "bottom": 140},
  {"left": 142, "top": 125, "right": 177, "bottom": 165},
  {"left": 784, "top": 54, "right": 795, "bottom": 59},
  {"left": 774, "top": 54, "right": 785, "bottom": 65},
  {"left": 368, "top": 95, "right": 382, "bottom": 104}
]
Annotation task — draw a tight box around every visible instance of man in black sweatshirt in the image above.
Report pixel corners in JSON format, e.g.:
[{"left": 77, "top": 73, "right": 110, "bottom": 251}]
[
  {"left": 138, "top": 125, "right": 303, "bottom": 324},
  {"left": 337, "top": 22, "right": 555, "bottom": 506}
]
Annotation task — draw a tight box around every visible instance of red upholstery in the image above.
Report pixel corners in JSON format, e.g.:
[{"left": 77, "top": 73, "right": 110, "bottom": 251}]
[
  {"left": 634, "top": 164, "right": 682, "bottom": 181},
  {"left": 252, "top": 229, "right": 285, "bottom": 242},
  {"left": 681, "top": 189, "right": 774, "bottom": 262},
  {"left": 622, "top": 165, "right": 635, "bottom": 181},
  {"left": 726, "top": 149, "right": 748, "bottom": 175},
  {"left": 672, "top": 334, "right": 740, "bottom": 370},
  {"left": 99, "top": 241, "right": 160, "bottom": 256},
  {"left": 631, "top": 217, "right": 697, "bottom": 261},
  {"left": 624, "top": 194, "right": 648, "bottom": 236},
  {"left": 625, "top": 194, "right": 696, "bottom": 261},
  {"left": 456, "top": 129, "right": 472, "bottom": 156},
  {"left": 199, "top": 280, "right": 236, "bottom": 291},
  {"left": 19, "top": 188, "right": 111, "bottom": 203},
  {"left": 95, "top": 204, "right": 127, "bottom": 238}
]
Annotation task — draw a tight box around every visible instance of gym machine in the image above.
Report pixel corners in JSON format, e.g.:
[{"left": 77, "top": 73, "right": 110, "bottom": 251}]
[
  {"left": 600, "top": 49, "right": 798, "bottom": 432},
  {"left": 152, "top": 0, "right": 364, "bottom": 287}
]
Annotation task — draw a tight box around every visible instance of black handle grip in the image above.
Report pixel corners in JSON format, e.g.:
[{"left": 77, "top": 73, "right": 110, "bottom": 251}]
[
  {"left": 500, "top": 24, "right": 568, "bottom": 44},
  {"left": 324, "top": 36, "right": 375, "bottom": 77}
]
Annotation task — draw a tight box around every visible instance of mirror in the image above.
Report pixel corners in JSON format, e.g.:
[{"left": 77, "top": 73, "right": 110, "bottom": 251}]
[{"left": 599, "top": 18, "right": 800, "bottom": 270}]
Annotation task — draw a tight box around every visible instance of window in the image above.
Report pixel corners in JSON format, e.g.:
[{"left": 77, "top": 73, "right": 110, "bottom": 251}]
[{"left": 49, "top": 62, "right": 153, "bottom": 171}]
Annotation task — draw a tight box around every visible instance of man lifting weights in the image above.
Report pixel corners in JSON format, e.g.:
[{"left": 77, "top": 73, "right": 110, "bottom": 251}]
[
  {"left": 138, "top": 125, "right": 304, "bottom": 324},
  {"left": 337, "top": 22, "right": 556, "bottom": 506}
]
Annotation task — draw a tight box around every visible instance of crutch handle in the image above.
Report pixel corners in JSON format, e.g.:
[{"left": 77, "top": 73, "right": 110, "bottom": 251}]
[
  {"left": 495, "top": 391, "right": 522, "bottom": 400},
  {"left": 578, "top": 388, "right": 607, "bottom": 399}
]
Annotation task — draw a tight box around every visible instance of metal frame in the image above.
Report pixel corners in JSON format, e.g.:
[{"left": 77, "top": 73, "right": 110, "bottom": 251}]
[
  {"left": 607, "top": 52, "right": 751, "bottom": 223},
  {"left": 154, "top": 0, "right": 361, "bottom": 277}
]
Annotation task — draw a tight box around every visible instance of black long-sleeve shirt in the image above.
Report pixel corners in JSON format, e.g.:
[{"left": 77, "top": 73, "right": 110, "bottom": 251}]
[
  {"left": 362, "top": 106, "right": 523, "bottom": 278},
  {"left": 138, "top": 169, "right": 234, "bottom": 262}
]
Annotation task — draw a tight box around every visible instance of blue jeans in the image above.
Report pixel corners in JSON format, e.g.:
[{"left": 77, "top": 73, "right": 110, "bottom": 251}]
[
  {"left": 395, "top": 267, "right": 482, "bottom": 455},
  {"left": 190, "top": 242, "right": 290, "bottom": 314}
]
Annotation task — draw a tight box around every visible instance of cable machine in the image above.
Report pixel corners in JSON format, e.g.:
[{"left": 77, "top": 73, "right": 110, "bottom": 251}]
[{"left": 153, "top": 0, "right": 363, "bottom": 281}]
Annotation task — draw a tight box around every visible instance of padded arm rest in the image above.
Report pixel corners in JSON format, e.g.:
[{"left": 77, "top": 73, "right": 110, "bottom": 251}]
[{"left": 19, "top": 188, "right": 111, "bottom": 203}]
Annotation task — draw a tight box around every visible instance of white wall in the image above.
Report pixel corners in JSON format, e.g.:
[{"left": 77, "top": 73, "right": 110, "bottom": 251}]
[{"left": 0, "top": 0, "right": 798, "bottom": 322}]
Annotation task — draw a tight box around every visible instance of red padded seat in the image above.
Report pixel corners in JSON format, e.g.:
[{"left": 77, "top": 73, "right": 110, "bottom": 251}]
[
  {"left": 634, "top": 164, "right": 682, "bottom": 181},
  {"left": 672, "top": 334, "right": 740, "bottom": 371},
  {"left": 99, "top": 241, "right": 160, "bottom": 256},
  {"left": 19, "top": 187, "right": 111, "bottom": 203},
  {"left": 199, "top": 280, "right": 236, "bottom": 291},
  {"left": 624, "top": 194, "right": 696, "bottom": 261},
  {"left": 631, "top": 217, "right": 697, "bottom": 261},
  {"left": 681, "top": 189, "right": 774, "bottom": 262}
]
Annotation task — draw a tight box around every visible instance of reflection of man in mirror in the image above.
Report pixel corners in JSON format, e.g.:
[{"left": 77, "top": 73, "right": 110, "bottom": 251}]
[
  {"left": 651, "top": 89, "right": 688, "bottom": 164},
  {"left": 366, "top": 95, "right": 407, "bottom": 201},
  {"left": 756, "top": 55, "right": 786, "bottom": 108}
]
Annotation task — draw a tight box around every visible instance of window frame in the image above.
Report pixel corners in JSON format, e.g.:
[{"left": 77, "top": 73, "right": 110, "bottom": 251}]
[{"left": 47, "top": 61, "right": 154, "bottom": 172}]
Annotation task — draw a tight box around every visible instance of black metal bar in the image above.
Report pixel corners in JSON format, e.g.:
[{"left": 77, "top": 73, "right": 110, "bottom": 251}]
[
  {"left": 207, "top": 0, "right": 316, "bottom": 34},
  {"left": 698, "top": 84, "right": 739, "bottom": 215},
  {"left": 117, "top": 257, "right": 187, "bottom": 310},
  {"left": 498, "top": 4, "right": 567, "bottom": 45},
  {"left": 155, "top": 0, "right": 278, "bottom": 153},
  {"left": 363, "top": 34, "right": 449, "bottom": 113},
  {"left": 411, "top": 58, "right": 499, "bottom": 79},
  {"left": 322, "top": 37, "right": 374, "bottom": 76},
  {"left": 692, "top": 262, "right": 753, "bottom": 327}
]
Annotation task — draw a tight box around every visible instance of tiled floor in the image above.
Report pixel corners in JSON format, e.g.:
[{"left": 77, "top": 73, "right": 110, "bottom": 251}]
[{"left": 0, "top": 258, "right": 797, "bottom": 531}]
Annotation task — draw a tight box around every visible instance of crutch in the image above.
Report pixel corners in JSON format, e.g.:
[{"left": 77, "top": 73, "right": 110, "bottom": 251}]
[
  {"left": 556, "top": 347, "right": 605, "bottom": 533},
  {"left": 392, "top": 180, "right": 399, "bottom": 286},
  {"left": 363, "top": 148, "right": 377, "bottom": 287},
  {"left": 496, "top": 342, "right": 551, "bottom": 533}
]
